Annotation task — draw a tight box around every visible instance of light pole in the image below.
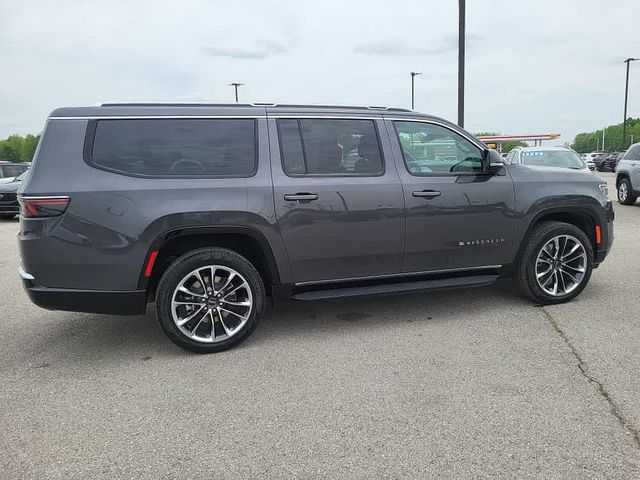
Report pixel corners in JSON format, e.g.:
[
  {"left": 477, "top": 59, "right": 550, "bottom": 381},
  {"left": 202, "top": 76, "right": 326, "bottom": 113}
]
[
  {"left": 410, "top": 72, "right": 422, "bottom": 110},
  {"left": 622, "top": 58, "right": 638, "bottom": 149},
  {"left": 228, "top": 82, "right": 244, "bottom": 103},
  {"left": 458, "top": 0, "right": 465, "bottom": 127}
]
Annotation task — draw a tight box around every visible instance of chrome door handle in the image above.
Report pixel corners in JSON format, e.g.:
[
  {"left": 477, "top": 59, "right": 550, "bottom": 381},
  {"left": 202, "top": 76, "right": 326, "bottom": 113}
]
[
  {"left": 284, "top": 193, "right": 319, "bottom": 202},
  {"left": 412, "top": 190, "right": 441, "bottom": 198}
]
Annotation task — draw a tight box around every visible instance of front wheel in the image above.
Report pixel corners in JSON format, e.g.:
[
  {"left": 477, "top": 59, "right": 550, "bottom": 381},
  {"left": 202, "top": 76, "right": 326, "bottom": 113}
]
[
  {"left": 516, "top": 222, "right": 593, "bottom": 305},
  {"left": 617, "top": 178, "right": 637, "bottom": 205},
  {"left": 155, "top": 248, "right": 265, "bottom": 353}
]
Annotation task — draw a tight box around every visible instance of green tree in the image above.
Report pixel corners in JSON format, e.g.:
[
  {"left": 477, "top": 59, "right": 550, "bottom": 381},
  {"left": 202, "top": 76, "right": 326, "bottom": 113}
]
[
  {"left": 0, "top": 133, "right": 41, "bottom": 162},
  {"left": 571, "top": 118, "right": 640, "bottom": 153}
]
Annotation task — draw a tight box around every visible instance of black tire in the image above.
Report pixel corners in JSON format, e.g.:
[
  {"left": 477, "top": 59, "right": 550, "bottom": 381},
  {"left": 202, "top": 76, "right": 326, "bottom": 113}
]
[
  {"left": 0, "top": 214, "right": 16, "bottom": 220},
  {"left": 617, "top": 177, "right": 637, "bottom": 205},
  {"left": 516, "top": 221, "right": 593, "bottom": 305},
  {"left": 155, "top": 248, "right": 265, "bottom": 353}
]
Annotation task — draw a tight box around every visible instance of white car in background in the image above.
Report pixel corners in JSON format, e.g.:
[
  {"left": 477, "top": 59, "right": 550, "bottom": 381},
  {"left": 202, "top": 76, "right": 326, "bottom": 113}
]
[
  {"left": 506, "top": 146, "right": 589, "bottom": 170},
  {"left": 582, "top": 151, "right": 603, "bottom": 171}
]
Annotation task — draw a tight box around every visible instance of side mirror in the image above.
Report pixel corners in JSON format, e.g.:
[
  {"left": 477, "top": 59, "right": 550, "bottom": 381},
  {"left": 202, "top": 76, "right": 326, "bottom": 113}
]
[{"left": 482, "top": 149, "right": 505, "bottom": 173}]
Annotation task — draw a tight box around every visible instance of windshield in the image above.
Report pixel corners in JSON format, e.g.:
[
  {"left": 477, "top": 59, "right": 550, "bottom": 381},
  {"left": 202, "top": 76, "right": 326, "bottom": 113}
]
[{"left": 521, "top": 150, "right": 585, "bottom": 169}]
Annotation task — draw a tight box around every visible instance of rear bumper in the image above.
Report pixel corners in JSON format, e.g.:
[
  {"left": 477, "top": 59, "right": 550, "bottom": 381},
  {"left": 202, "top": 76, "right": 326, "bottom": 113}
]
[{"left": 20, "top": 267, "right": 147, "bottom": 315}]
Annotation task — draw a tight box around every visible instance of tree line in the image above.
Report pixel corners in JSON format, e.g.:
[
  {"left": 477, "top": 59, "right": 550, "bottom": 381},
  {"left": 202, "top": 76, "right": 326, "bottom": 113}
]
[
  {"left": 571, "top": 118, "right": 640, "bottom": 153},
  {"left": 0, "top": 134, "right": 41, "bottom": 163}
]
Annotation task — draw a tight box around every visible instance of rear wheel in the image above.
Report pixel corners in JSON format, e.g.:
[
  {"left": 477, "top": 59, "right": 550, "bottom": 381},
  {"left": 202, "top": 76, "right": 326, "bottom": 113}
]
[
  {"left": 516, "top": 222, "right": 593, "bottom": 305},
  {"left": 156, "top": 248, "right": 265, "bottom": 353},
  {"left": 617, "top": 178, "right": 637, "bottom": 205}
]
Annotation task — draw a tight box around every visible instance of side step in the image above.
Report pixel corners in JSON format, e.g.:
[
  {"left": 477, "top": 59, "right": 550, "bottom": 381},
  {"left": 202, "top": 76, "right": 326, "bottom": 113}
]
[{"left": 292, "top": 274, "right": 499, "bottom": 301}]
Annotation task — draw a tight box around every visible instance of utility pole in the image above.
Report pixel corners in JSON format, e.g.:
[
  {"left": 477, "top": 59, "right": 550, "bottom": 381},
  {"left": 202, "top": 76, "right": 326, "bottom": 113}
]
[
  {"left": 228, "top": 82, "right": 244, "bottom": 103},
  {"left": 623, "top": 58, "right": 638, "bottom": 149},
  {"left": 457, "top": 0, "right": 466, "bottom": 127},
  {"left": 410, "top": 72, "right": 422, "bottom": 110}
]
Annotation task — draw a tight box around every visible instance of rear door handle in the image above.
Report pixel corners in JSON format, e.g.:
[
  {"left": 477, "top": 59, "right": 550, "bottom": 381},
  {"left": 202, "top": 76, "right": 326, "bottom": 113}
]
[
  {"left": 284, "top": 193, "right": 319, "bottom": 202},
  {"left": 412, "top": 190, "right": 441, "bottom": 199}
]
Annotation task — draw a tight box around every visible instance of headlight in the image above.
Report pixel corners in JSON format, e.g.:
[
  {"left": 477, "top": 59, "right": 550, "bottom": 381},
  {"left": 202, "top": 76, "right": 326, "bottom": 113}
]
[{"left": 598, "top": 183, "right": 608, "bottom": 198}]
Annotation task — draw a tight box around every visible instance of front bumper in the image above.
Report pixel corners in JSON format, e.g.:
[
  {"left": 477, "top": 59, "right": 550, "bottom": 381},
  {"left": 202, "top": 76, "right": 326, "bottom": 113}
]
[
  {"left": 594, "top": 201, "right": 614, "bottom": 266},
  {"left": 19, "top": 266, "right": 147, "bottom": 315}
]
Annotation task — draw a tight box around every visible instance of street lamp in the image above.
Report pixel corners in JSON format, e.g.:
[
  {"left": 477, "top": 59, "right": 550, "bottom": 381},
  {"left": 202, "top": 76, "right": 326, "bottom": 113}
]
[
  {"left": 458, "top": 0, "right": 465, "bottom": 127},
  {"left": 228, "top": 82, "right": 244, "bottom": 103},
  {"left": 410, "top": 72, "right": 422, "bottom": 110},
  {"left": 622, "top": 58, "right": 638, "bottom": 149}
]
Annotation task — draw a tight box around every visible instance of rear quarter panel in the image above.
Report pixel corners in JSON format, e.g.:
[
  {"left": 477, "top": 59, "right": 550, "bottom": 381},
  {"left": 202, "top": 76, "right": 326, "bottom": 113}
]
[{"left": 19, "top": 118, "right": 290, "bottom": 291}]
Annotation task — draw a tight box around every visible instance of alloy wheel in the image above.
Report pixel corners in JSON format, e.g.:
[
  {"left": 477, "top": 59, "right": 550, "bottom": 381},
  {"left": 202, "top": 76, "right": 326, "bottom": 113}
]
[
  {"left": 171, "top": 265, "right": 253, "bottom": 343},
  {"left": 535, "top": 235, "right": 587, "bottom": 297},
  {"left": 619, "top": 182, "right": 628, "bottom": 202}
]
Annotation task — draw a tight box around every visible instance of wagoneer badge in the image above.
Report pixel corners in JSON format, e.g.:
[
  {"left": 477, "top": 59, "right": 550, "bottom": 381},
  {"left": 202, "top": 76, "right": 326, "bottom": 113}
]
[{"left": 459, "top": 238, "right": 505, "bottom": 247}]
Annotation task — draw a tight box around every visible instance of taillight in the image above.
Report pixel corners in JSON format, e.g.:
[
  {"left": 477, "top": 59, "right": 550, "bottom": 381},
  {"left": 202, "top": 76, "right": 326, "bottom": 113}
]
[{"left": 18, "top": 196, "right": 70, "bottom": 218}]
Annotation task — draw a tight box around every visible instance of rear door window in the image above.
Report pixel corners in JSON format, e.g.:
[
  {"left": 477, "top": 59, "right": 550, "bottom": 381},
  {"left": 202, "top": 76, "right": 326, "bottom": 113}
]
[
  {"left": 277, "top": 119, "right": 384, "bottom": 176},
  {"left": 89, "top": 119, "right": 257, "bottom": 177}
]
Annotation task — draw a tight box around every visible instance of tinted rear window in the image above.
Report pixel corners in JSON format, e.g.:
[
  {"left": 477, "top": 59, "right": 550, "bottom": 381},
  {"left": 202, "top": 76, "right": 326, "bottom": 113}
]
[{"left": 89, "top": 119, "right": 256, "bottom": 177}]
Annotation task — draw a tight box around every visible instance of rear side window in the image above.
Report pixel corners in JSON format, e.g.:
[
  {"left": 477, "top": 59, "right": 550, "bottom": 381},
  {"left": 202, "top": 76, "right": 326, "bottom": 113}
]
[
  {"left": 278, "top": 119, "right": 384, "bottom": 176},
  {"left": 88, "top": 119, "right": 256, "bottom": 177}
]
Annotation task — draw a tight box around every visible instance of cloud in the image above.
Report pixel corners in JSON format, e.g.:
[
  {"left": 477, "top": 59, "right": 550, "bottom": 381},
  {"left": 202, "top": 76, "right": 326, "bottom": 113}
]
[
  {"left": 201, "top": 40, "right": 287, "bottom": 59},
  {"left": 354, "top": 33, "right": 483, "bottom": 56}
]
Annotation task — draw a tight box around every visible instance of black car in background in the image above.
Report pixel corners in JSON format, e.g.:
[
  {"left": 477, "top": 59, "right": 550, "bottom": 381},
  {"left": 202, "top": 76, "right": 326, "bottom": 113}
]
[
  {"left": 0, "top": 170, "right": 28, "bottom": 219},
  {"left": 602, "top": 152, "right": 619, "bottom": 172},
  {"left": 605, "top": 151, "right": 625, "bottom": 172},
  {"left": 594, "top": 152, "right": 609, "bottom": 171}
]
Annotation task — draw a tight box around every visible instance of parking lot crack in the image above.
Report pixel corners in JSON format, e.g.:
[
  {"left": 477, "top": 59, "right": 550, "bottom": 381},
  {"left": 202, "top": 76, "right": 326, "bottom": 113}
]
[{"left": 539, "top": 306, "right": 640, "bottom": 449}]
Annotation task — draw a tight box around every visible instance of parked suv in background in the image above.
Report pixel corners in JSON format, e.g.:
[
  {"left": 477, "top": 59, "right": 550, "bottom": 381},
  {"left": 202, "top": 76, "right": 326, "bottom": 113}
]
[
  {"left": 616, "top": 142, "right": 640, "bottom": 205},
  {"left": 0, "top": 170, "right": 28, "bottom": 219},
  {"left": 18, "top": 104, "right": 614, "bottom": 353},
  {"left": 0, "top": 161, "right": 29, "bottom": 183}
]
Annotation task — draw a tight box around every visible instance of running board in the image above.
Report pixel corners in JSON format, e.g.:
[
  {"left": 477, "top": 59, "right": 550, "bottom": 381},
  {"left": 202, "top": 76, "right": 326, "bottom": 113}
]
[{"left": 292, "top": 274, "right": 500, "bottom": 301}]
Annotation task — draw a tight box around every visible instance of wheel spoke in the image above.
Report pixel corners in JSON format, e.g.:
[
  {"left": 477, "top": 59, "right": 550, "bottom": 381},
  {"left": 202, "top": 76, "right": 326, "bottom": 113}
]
[
  {"left": 173, "top": 300, "right": 204, "bottom": 306},
  {"left": 560, "top": 268, "right": 579, "bottom": 284},
  {"left": 177, "top": 286, "right": 206, "bottom": 298},
  {"left": 220, "top": 299, "right": 251, "bottom": 307},
  {"left": 219, "top": 305, "right": 249, "bottom": 321},
  {"left": 536, "top": 265, "right": 553, "bottom": 278},
  {"left": 562, "top": 263, "right": 585, "bottom": 273},
  {"left": 552, "top": 271, "right": 559, "bottom": 295},
  {"left": 557, "top": 270, "right": 567, "bottom": 293},
  {"left": 553, "top": 237, "right": 561, "bottom": 259},
  {"left": 222, "top": 283, "right": 244, "bottom": 299},
  {"left": 540, "top": 247, "right": 555, "bottom": 261},
  {"left": 190, "top": 310, "right": 209, "bottom": 335},
  {"left": 219, "top": 272, "right": 237, "bottom": 295},
  {"left": 215, "top": 307, "right": 233, "bottom": 336},
  {"left": 194, "top": 269, "right": 208, "bottom": 293},
  {"left": 561, "top": 242, "right": 580, "bottom": 260},
  {"left": 176, "top": 305, "right": 205, "bottom": 327}
]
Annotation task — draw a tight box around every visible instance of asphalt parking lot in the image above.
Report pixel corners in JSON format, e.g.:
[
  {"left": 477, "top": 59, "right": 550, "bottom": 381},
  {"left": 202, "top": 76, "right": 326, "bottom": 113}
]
[{"left": 1, "top": 172, "right": 639, "bottom": 479}]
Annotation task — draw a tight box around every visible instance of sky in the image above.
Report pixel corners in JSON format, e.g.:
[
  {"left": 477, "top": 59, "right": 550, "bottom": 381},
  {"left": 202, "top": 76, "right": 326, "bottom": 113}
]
[{"left": 1, "top": 0, "right": 640, "bottom": 144}]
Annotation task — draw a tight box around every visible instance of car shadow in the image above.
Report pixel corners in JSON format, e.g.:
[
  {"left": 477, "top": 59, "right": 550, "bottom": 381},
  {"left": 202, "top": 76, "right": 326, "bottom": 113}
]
[{"left": 25, "top": 280, "right": 529, "bottom": 364}]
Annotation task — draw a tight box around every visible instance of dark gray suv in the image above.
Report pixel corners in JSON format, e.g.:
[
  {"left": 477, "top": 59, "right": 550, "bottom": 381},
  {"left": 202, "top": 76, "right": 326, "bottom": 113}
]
[{"left": 18, "top": 103, "right": 614, "bottom": 352}]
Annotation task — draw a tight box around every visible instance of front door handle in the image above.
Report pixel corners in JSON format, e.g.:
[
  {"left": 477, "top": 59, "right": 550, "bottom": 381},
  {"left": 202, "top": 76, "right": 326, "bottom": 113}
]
[
  {"left": 284, "top": 193, "right": 319, "bottom": 202},
  {"left": 412, "top": 190, "right": 441, "bottom": 199}
]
